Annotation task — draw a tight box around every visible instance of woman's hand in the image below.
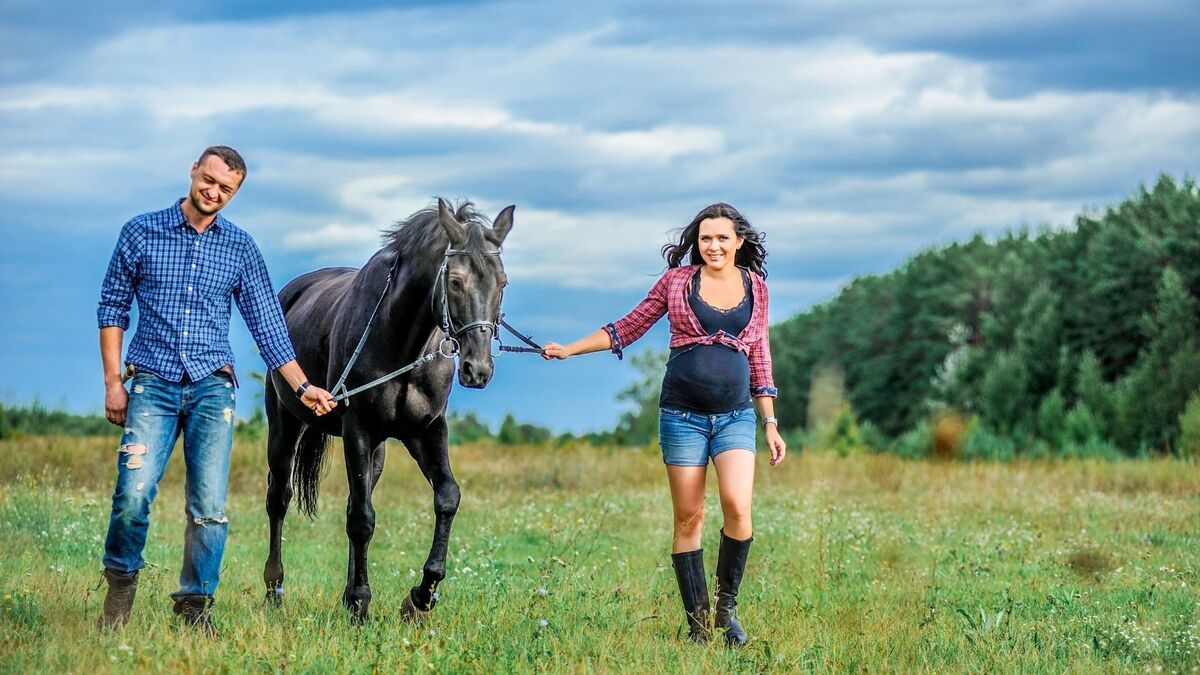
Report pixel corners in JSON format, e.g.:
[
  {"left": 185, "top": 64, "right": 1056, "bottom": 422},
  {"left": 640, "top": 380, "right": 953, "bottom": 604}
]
[
  {"left": 541, "top": 342, "right": 572, "bottom": 360},
  {"left": 766, "top": 426, "right": 787, "bottom": 466}
]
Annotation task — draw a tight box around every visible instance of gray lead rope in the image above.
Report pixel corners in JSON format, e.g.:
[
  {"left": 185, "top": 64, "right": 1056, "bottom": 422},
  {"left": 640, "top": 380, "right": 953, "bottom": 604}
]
[
  {"left": 329, "top": 254, "right": 417, "bottom": 403},
  {"left": 331, "top": 350, "right": 444, "bottom": 402}
]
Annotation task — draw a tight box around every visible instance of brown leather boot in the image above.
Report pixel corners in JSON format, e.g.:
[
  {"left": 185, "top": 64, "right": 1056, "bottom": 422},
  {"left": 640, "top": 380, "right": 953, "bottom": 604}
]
[
  {"left": 172, "top": 594, "right": 217, "bottom": 636},
  {"left": 97, "top": 568, "right": 138, "bottom": 629}
]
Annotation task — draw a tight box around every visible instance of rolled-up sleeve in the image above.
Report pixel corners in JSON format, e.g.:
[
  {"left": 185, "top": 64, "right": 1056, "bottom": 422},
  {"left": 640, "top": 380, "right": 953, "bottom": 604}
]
[
  {"left": 749, "top": 283, "right": 777, "bottom": 398},
  {"left": 606, "top": 273, "right": 669, "bottom": 360},
  {"left": 233, "top": 239, "right": 297, "bottom": 370},
  {"left": 749, "top": 329, "right": 778, "bottom": 397},
  {"left": 97, "top": 220, "right": 143, "bottom": 329}
]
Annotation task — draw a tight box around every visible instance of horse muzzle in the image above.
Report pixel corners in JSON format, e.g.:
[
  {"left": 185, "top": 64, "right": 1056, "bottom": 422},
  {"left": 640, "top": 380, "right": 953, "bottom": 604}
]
[{"left": 457, "top": 357, "right": 493, "bottom": 389}]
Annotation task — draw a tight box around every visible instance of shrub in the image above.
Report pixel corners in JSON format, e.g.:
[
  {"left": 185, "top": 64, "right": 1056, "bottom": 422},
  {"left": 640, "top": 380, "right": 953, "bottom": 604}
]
[
  {"left": 826, "top": 402, "right": 863, "bottom": 457},
  {"left": 858, "top": 420, "right": 888, "bottom": 454},
  {"left": 959, "top": 419, "right": 1017, "bottom": 462},
  {"left": 891, "top": 420, "right": 932, "bottom": 460},
  {"left": 1176, "top": 391, "right": 1200, "bottom": 460},
  {"left": 1064, "top": 403, "right": 1103, "bottom": 446},
  {"left": 1036, "top": 390, "right": 1066, "bottom": 447}
]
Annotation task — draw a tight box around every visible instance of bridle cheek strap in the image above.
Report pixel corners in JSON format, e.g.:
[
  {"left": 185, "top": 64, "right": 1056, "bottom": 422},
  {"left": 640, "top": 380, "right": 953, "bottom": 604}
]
[{"left": 433, "top": 246, "right": 502, "bottom": 340}]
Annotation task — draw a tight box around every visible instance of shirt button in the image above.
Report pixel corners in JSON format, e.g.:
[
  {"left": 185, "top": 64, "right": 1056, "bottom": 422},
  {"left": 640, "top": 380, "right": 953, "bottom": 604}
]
[
  {"left": 182, "top": 331, "right": 188, "bottom": 337},
  {"left": 187, "top": 286, "right": 193, "bottom": 292},
  {"left": 181, "top": 352, "right": 187, "bottom": 358},
  {"left": 184, "top": 309, "right": 190, "bottom": 314},
  {"left": 192, "top": 263, "right": 197, "bottom": 269}
]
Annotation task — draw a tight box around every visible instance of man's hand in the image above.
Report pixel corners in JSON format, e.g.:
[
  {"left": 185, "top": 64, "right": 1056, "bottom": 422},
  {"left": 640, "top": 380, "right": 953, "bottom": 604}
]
[
  {"left": 301, "top": 385, "right": 337, "bottom": 416},
  {"left": 105, "top": 382, "right": 129, "bottom": 427}
]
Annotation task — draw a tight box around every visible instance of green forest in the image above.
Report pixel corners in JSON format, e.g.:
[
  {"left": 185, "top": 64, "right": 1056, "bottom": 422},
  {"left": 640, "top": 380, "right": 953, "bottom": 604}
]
[{"left": 771, "top": 174, "right": 1200, "bottom": 459}]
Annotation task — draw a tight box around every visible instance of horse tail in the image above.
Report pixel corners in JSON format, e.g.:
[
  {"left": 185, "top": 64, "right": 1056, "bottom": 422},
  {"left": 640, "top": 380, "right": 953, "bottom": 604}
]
[{"left": 293, "top": 424, "right": 330, "bottom": 519}]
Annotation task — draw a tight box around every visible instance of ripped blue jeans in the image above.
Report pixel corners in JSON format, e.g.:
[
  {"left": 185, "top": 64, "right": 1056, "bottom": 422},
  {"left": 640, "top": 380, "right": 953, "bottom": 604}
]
[{"left": 102, "top": 371, "right": 236, "bottom": 598}]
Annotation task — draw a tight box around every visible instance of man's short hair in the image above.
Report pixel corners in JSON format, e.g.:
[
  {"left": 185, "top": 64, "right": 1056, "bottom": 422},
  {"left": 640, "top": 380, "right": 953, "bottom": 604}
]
[{"left": 197, "top": 146, "right": 247, "bottom": 177}]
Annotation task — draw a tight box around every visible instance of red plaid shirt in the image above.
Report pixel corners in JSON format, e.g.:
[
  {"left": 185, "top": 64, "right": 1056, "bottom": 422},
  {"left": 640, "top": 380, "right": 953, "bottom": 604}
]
[{"left": 606, "top": 265, "right": 778, "bottom": 398}]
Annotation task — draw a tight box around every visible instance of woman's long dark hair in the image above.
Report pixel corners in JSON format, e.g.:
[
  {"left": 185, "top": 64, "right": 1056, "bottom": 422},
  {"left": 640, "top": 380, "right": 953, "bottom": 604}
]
[{"left": 661, "top": 203, "right": 768, "bottom": 278}]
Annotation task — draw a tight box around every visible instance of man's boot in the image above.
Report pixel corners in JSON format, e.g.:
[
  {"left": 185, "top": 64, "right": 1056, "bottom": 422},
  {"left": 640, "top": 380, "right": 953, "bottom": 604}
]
[
  {"left": 671, "top": 549, "right": 711, "bottom": 644},
  {"left": 97, "top": 568, "right": 138, "bottom": 629},
  {"left": 172, "top": 594, "right": 217, "bottom": 636},
  {"left": 714, "top": 530, "right": 753, "bottom": 647}
]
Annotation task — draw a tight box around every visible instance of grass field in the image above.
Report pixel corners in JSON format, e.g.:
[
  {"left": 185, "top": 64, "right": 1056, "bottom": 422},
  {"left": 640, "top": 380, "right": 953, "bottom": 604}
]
[{"left": 1, "top": 435, "right": 1197, "bottom": 673}]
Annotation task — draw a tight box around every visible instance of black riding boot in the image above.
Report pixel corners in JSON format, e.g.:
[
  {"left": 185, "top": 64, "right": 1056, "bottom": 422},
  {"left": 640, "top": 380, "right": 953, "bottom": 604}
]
[
  {"left": 715, "top": 530, "right": 753, "bottom": 647},
  {"left": 98, "top": 568, "right": 138, "bottom": 628},
  {"left": 671, "top": 548, "right": 711, "bottom": 644},
  {"left": 172, "top": 594, "right": 217, "bottom": 636}
]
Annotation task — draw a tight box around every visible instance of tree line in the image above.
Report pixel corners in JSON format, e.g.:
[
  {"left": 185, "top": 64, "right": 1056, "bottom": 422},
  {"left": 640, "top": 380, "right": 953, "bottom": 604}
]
[{"left": 770, "top": 174, "right": 1200, "bottom": 459}]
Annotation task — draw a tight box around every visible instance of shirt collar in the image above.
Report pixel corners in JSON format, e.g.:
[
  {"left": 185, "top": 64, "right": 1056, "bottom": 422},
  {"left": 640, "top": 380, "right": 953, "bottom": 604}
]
[{"left": 172, "top": 198, "right": 224, "bottom": 232}]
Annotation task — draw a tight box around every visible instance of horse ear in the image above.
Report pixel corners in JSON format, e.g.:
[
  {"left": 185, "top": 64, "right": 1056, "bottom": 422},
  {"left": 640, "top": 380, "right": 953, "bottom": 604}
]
[
  {"left": 437, "top": 198, "right": 467, "bottom": 245},
  {"left": 491, "top": 205, "right": 515, "bottom": 244}
]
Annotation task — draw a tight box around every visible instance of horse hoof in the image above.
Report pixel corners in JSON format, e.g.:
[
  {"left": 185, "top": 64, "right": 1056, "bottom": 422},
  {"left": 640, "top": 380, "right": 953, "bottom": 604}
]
[
  {"left": 343, "top": 590, "right": 371, "bottom": 625},
  {"left": 342, "top": 598, "right": 370, "bottom": 625},
  {"left": 399, "top": 592, "right": 433, "bottom": 623},
  {"left": 264, "top": 587, "right": 284, "bottom": 608}
]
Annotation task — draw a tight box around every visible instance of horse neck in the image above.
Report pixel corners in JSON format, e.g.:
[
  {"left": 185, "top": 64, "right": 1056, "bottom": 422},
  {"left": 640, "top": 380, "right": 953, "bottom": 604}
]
[{"left": 374, "top": 246, "right": 444, "bottom": 346}]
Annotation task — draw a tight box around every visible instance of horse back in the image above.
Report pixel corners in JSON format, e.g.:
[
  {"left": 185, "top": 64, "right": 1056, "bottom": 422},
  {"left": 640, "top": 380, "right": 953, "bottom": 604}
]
[{"left": 279, "top": 268, "right": 357, "bottom": 315}]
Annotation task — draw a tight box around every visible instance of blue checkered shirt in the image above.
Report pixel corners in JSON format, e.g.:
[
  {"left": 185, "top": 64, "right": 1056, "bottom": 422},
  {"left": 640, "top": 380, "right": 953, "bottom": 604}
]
[{"left": 97, "top": 200, "right": 297, "bottom": 382}]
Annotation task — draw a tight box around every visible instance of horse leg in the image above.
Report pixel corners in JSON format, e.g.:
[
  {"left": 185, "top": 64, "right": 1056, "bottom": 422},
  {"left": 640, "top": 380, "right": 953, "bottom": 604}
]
[
  {"left": 399, "top": 417, "right": 459, "bottom": 621},
  {"left": 369, "top": 440, "right": 387, "bottom": 491},
  {"left": 262, "top": 382, "right": 303, "bottom": 607},
  {"left": 341, "top": 426, "right": 380, "bottom": 624}
]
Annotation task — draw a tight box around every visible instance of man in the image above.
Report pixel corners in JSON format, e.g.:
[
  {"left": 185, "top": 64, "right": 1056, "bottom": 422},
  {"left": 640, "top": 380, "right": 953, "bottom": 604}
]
[{"left": 96, "top": 146, "right": 336, "bottom": 633}]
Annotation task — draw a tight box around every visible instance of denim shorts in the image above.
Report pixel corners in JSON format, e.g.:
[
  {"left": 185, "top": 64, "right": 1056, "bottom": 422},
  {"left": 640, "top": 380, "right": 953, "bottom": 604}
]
[{"left": 659, "top": 406, "right": 757, "bottom": 467}]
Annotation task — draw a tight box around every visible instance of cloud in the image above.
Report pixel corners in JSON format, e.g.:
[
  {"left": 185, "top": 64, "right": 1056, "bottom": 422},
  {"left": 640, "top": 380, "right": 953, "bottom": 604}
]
[{"left": 5, "top": 11, "right": 1198, "bottom": 286}]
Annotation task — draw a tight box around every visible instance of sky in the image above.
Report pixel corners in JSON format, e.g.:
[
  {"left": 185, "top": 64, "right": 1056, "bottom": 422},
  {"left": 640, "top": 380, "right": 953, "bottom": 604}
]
[{"left": 1, "top": 0, "right": 1198, "bottom": 433}]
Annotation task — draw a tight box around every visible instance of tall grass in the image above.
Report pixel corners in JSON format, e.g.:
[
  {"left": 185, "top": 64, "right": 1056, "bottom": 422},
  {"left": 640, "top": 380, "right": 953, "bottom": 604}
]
[{"left": 1, "top": 436, "right": 1197, "bottom": 672}]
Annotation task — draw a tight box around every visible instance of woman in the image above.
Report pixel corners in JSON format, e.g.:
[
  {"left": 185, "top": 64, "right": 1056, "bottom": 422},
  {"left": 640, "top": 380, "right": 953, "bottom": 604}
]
[{"left": 543, "top": 203, "right": 786, "bottom": 647}]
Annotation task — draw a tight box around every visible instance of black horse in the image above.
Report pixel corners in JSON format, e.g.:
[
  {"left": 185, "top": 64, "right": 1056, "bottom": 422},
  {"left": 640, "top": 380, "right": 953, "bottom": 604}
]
[{"left": 262, "top": 199, "right": 513, "bottom": 623}]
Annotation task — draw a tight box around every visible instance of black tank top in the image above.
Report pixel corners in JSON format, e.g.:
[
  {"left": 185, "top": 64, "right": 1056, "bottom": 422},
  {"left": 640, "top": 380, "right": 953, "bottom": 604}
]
[{"left": 659, "top": 268, "right": 753, "bottom": 413}]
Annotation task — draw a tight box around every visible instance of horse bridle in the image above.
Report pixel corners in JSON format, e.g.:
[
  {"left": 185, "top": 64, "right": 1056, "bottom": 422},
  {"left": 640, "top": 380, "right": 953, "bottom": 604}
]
[
  {"left": 329, "top": 245, "right": 540, "bottom": 404},
  {"left": 430, "top": 246, "right": 502, "bottom": 358}
]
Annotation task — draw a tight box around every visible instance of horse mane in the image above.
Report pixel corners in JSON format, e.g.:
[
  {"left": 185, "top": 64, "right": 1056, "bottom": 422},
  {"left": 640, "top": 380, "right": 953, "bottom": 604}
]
[{"left": 381, "top": 199, "right": 497, "bottom": 265}]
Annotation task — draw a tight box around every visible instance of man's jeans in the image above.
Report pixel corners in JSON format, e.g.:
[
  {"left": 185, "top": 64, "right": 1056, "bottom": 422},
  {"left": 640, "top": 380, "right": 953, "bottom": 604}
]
[{"left": 102, "top": 371, "right": 236, "bottom": 598}]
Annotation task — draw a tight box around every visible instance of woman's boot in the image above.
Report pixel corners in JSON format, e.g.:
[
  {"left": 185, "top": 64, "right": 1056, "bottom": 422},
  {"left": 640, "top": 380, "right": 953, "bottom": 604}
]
[
  {"left": 671, "top": 549, "right": 711, "bottom": 643},
  {"left": 714, "top": 530, "right": 752, "bottom": 647}
]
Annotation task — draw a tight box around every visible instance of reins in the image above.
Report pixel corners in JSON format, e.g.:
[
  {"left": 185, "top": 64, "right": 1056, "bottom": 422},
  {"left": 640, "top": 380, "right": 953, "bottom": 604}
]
[{"left": 329, "top": 246, "right": 541, "bottom": 404}]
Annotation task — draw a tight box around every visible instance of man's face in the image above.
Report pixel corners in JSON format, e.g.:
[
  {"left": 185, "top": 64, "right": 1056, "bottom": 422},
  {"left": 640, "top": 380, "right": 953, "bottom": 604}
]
[{"left": 187, "top": 155, "right": 244, "bottom": 216}]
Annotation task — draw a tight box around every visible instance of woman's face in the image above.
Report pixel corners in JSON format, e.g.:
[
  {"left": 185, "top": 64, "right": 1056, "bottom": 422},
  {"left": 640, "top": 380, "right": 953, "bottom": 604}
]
[{"left": 697, "top": 216, "right": 742, "bottom": 272}]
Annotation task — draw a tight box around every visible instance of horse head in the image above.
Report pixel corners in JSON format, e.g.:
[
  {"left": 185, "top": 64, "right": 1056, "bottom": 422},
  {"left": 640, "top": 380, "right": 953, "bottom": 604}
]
[{"left": 435, "top": 198, "right": 514, "bottom": 389}]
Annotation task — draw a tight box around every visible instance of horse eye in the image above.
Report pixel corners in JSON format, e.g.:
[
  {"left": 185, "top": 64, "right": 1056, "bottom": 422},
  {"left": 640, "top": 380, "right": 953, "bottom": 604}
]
[{"left": 450, "top": 277, "right": 465, "bottom": 288}]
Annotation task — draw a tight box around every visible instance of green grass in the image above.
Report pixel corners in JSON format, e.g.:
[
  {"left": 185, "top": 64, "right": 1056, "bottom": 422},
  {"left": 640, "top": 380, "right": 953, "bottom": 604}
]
[{"left": 1, "top": 436, "right": 1198, "bottom": 673}]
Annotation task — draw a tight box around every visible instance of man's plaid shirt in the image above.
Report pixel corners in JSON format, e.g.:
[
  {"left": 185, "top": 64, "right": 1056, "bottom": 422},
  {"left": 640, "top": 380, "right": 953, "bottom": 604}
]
[
  {"left": 98, "top": 200, "right": 297, "bottom": 382},
  {"left": 605, "top": 264, "right": 778, "bottom": 398}
]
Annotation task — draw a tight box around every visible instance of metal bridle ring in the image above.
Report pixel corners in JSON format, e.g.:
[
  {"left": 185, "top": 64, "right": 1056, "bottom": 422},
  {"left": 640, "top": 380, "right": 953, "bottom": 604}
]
[{"left": 438, "top": 336, "right": 461, "bottom": 358}]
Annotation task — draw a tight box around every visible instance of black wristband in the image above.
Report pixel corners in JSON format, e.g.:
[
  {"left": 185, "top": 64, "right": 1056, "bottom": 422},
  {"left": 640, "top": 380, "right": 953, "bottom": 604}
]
[{"left": 295, "top": 381, "right": 311, "bottom": 399}]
